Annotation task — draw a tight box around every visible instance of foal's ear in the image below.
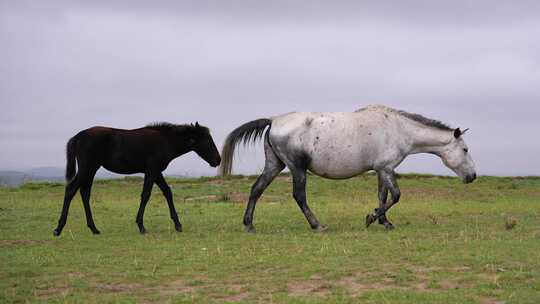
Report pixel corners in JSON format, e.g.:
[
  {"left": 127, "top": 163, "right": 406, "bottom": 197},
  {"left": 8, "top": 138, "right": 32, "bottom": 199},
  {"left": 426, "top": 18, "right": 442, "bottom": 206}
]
[
  {"left": 454, "top": 128, "right": 462, "bottom": 139},
  {"left": 195, "top": 121, "right": 200, "bottom": 128}
]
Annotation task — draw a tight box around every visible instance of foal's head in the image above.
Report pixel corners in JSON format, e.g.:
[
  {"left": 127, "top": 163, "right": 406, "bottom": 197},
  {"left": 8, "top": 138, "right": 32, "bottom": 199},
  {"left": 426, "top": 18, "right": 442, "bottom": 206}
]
[
  {"left": 439, "top": 128, "right": 476, "bottom": 183},
  {"left": 185, "top": 122, "right": 221, "bottom": 167}
]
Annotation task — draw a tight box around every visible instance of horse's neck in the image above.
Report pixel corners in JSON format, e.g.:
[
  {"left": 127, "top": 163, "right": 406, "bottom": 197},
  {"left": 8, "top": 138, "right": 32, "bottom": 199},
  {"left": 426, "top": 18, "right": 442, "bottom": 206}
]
[
  {"left": 165, "top": 134, "right": 192, "bottom": 158},
  {"left": 402, "top": 120, "right": 451, "bottom": 155}
]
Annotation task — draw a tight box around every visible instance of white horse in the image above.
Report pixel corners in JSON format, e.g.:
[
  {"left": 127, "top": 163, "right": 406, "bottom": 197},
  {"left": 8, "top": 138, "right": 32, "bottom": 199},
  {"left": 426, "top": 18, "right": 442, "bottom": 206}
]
[{"left": 220, "top": 105, "right": 476, "bottom": 232}]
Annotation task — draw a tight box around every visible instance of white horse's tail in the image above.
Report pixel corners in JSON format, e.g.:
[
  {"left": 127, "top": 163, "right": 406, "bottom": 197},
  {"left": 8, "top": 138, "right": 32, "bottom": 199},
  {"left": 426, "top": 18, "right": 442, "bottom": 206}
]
[{"left": 219, "top": 118, "right": 272, "bottom": 176}]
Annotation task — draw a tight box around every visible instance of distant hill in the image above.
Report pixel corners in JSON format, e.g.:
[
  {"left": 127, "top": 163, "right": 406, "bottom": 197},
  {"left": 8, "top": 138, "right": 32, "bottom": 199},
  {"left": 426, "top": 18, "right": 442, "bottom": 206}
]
[
  {"left": 28, "top": 166, "right": 65, "bottom": 179},
  {"left": 0, "top": 171, "right": 30, "bottom": 187},
  {"left": 0, "top": 167, "right": 189, "bottom": 187}
]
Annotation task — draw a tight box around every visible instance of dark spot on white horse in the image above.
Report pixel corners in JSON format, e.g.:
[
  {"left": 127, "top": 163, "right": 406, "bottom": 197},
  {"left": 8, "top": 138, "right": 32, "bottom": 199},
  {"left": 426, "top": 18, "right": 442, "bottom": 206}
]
[
  {"left": 305, "top": 118, "right": 313, "bottom": 127},
  {"left": 384, "top": 114, "right": 389, "bottom": 118},
  {"left": 368, "top": 132, "right": 372, "bottom": 136}
]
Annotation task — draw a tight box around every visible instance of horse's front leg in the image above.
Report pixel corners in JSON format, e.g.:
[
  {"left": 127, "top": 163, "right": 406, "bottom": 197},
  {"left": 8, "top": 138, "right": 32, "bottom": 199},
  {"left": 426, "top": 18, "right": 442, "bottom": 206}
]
[
  {"left": 366, "top": 170, "right": 400, "bottom": 230},
  {"left": 375, "top": 173, "right": 394, "bottom": 230},
  {"left": 155, "top": 173, "right": 182, "bottom": 232}
]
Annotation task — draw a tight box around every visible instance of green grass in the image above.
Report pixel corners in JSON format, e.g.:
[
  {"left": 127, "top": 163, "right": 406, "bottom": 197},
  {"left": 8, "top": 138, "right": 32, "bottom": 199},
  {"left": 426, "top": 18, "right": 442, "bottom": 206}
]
[{"left": 1, "top": 174, "right": 540, "bottom": 303}]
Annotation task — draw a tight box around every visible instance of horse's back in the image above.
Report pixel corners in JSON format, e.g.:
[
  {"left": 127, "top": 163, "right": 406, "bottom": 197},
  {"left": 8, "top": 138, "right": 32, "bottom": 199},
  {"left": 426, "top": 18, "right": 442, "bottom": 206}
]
[{"left": 72, "top": 126, "right": 167, "bottom": 173}]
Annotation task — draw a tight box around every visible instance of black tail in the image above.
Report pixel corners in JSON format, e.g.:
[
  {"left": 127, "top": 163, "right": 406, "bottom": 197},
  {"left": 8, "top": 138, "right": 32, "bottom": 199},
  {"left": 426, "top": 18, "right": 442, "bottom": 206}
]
[
  {"left": 219, "top": 118, "right": 272, "bottom": 176},
  {"left": 65, "top": 135, "right": 79, "bottom": 182}
]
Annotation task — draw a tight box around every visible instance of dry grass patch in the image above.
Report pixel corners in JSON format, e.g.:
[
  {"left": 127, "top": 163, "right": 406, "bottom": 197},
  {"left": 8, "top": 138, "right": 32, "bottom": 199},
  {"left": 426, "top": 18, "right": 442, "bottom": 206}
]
[
  {"left": 1, "top": 239, "right": 51, "bottom": 246},
  {"left": 287, "top": 280, "right": 332, "bottom": 297},
  {"left": 35, "top": 285, "right": 71, "bottom": 299}
]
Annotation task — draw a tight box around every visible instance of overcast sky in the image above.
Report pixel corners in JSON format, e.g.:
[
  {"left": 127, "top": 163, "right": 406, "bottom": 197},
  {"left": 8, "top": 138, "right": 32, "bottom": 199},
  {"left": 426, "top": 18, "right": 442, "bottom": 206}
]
[{"left": 1, "top": 1, "right": 539, "bottom": 177}]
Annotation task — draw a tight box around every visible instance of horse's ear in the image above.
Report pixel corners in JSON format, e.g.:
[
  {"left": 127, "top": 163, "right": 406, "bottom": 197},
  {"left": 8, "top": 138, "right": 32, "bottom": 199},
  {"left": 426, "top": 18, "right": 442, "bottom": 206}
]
[
  {"left": 195, "top": 121, "right": 200, "bottom": 128},
  {"left": 454, "top": 128, "right": 462, "bottom": 139},
  {"left": 190, "top": 123, "right": 194, "bottom": 127},
  {"left": 462, "top": 128, "right": 470, "bottom": 135}
]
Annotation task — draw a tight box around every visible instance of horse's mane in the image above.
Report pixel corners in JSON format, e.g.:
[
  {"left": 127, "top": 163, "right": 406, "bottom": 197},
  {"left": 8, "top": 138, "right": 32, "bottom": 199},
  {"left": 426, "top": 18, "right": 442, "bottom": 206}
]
[
  {"left": 397, "top": 110, "right": 453, "bottom": 131},
  {"left": 356, "top": 105, "right": 453, "bottom": 131},
  {"left": 145, "top": 122, "right": 209, "bottom": 134}
]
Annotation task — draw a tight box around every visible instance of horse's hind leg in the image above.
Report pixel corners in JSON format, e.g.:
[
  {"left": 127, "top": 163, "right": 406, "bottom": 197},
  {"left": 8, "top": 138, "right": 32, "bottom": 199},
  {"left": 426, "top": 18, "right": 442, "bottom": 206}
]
[
  {"left": 53, "top": 175, "right": 81, "bottom": 236},
  {"left": 136, "top": 173, "right": 155, "bottom": 234},
  {"left": 80, "top": 167, "right": 100, "bottom": 234},
  {"left": 290, "top": 167, "right": 327, "bottom": 232},
  {"left": 155, "top": 173, "right": 182, "bottom": 232},
  {"left": 243, "top": 134, "right": 285, "bottom": 233}
]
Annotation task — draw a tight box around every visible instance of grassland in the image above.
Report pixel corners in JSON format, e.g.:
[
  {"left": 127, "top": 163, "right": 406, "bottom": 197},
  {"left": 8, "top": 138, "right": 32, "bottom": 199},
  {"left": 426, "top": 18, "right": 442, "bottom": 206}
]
[{"left": 1, "top": 174, "right": 540, "bottom": 303}]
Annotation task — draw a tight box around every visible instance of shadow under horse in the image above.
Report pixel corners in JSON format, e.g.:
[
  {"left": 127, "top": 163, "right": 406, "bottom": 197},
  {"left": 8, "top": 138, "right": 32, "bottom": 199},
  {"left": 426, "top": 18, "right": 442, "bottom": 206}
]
[{"left": 53, "top": 122, "right": 221, "bottom": 236}]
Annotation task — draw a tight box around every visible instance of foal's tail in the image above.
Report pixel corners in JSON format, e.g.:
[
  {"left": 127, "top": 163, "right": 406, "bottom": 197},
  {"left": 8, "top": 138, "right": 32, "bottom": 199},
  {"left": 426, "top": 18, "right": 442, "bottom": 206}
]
[
  {"left": 219, "top": 118, "right": 272, "bottom": 176},
  {"left": 65, "top": 134, "right": 79, "bottom": 182}
]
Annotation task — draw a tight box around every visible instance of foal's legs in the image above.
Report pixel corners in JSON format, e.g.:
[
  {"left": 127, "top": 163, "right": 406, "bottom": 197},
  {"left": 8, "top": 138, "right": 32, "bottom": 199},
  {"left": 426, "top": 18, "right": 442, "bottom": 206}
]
[
  {"left": 290, "top": 167, "right": 327, "bottom": 231},
  {"left": 79, "top": 167, "right": 100, "bottom": 234},
  {"left": 243, "top": 135, "right": 285, "bottom": 233},
  {"left": 136, "top": 173, "right": 155, "bottom": 234},
  {"left": 53, "top": 175, "right": 81, "bottom": 236},
  {"left": 366, "top": 169, "right": 401, "bottom": 229},
  {"left": 155, "top": 173, "right": 182, "bottom": 232}
]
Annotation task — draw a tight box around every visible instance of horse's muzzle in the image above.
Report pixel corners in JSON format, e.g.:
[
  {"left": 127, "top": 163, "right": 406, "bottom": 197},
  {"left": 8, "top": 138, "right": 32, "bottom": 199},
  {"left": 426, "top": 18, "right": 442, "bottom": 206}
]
[{"left": 464, "top": 173, "right": 477, "bottom": 184}]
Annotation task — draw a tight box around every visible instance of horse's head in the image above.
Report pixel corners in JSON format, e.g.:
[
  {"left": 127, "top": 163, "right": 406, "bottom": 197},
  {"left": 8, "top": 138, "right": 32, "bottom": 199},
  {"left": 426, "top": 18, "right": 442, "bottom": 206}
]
[
  {"left": 187, "top": 122, "right": 221, "bottom": 167},
  {"left": 439, "top": 128, "right": 477, "bottom": 183}
]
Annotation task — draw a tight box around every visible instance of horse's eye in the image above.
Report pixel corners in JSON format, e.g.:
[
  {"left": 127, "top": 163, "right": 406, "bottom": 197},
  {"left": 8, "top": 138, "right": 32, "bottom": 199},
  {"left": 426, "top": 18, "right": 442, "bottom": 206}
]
[{"left": 463, "top": 148, "right": 469, "bottom": 153}]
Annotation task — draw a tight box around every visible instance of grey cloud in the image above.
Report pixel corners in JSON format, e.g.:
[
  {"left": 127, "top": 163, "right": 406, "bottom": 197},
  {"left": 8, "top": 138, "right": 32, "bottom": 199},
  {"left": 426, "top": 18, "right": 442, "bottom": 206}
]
[{"left": 1, "top": 1, "right": 539, "bottom": 176}]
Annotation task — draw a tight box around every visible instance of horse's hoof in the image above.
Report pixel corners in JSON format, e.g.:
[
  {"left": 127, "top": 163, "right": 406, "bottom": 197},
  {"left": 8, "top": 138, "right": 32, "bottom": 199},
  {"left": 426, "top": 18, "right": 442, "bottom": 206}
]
[
  {"left": 365, "top": 214, "right": 377, "bottom": 228},
  {"left": 245, "top": 225, "right": 256, "bottom": 233},
  {"left": 53, "top": 229, "right": 61, "bottom": 237},
  {"left": 384, "top": 223, "right": 395, "bottom": 231},
  {"left": 92, "top": 229, "right": 101, "bottom": 235},
  {"left": 313, "top": 225, "right": 328, "bottom": 233},
  {"left": 175, "top": 225, "right": 183, "bottom": 232},
  {"left": 139, "top": 228, "right": 147, "bottom": 234}
]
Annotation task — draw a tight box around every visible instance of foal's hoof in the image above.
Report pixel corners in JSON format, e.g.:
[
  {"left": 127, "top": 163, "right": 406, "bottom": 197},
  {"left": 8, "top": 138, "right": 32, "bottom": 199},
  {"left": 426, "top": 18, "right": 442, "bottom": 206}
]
[
  {"left": 139, "top": 228, "right": 147, "bottom": 234},
  {"left": 313, "top": 225, "right": 328, "bottom": 233},
  {"left": 175, "top": 225, "right": 183, "bottom": 232},
  {"left": 365, "top": 214, "right": 377, "bottom": 228},
  {"left": 53, "top": 229, "right": 61, "bottom": 237},
  {"left": 245, "top": 225, "right": 256, "bottom": 233},
  {"left": 88, "top": 226, "right": 101, "bottom": 235}
]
